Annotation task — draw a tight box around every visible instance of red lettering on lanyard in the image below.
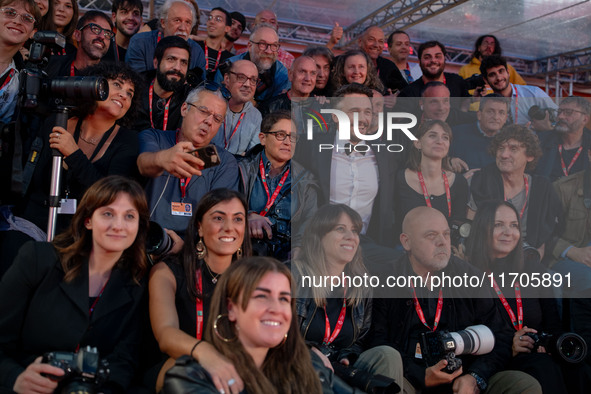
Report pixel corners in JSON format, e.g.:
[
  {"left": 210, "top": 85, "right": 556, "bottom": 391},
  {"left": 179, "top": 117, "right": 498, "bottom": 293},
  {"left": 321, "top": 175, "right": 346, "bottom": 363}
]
[
  {"left": 176, "top": 130, "right": 191, "bottom": 199},
  {"left": 504, "top": 175, "right": 529, "bottom": 219},
  {"left": 204, "top": 45, "right": 222, "bottom": 72},
  {"left": 0, "top": 69, "right": 15, "bottom": 90},
  {"left": 195, "top": 269, "right": 204, "bottom": 340},
  {"left": 149, "top": 80, "right": 172, "bottom": 130},
  {"left": 70, "top": 63, "right": 76, "bottom": 76},
  {"left": 258, "top": 157, "right": 290, "bottom": 217},
  {"left": 223, "top": 112, "right": 245, "bottom": 148},
  {"left": 411, "top": 284, "right": 443, "bottom": 331},
  {"left": 157, "top": 31, "right": 162, "bottom": 43},
  {"left": 417, "top": 171, "right": 452, "bottom": 217},
  {"left": 491, "top": 276, "right": 523, "bottom": 331},
  {"left": 323, "top": 290, "right": 348, "bottom": 346},
  {"left": 558, "top": 145, "right": 582, "bottom": 177}
]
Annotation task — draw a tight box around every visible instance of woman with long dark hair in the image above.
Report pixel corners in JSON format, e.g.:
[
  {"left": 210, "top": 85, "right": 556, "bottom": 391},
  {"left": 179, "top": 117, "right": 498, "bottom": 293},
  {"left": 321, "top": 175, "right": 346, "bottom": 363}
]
[
  {"left": 465, "top": 200, "right": 590, "bottom": 393},
  {"left": 0, "top": 175, "right": 150, "bottom": 393},
  {"left": 163, "top": 257, "right": 325, "bottom": 393},
  {"left": 149, "top": 189, "right": 252, "bottom": 393}
]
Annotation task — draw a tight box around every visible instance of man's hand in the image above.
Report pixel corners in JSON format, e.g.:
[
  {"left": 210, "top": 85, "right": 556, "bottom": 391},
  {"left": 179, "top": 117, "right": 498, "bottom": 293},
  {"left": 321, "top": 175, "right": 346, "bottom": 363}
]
[
  {"left": 512, "top": 326, "right": 537, "bottom": 356},
  {"left": 165, "top": 229, "right": 184, "bottom": 254},
  {"left": 425, "top": 359, "right": 463, "bottom": 387},
  {"left": 13, "top": 356, "right": 64, "bottom": 394},
  {"left": 566, "top": 246, "right": 591, "bottom": 267},
  {"left": 311, "top": 347, "right": 334, "bottom": 371},
  {"left": 156, "top": 142, "right": 205, "bottom": 179},
  {"left": 248, "top": 212, "right": 273, "bottom": 239},
  {"left": 452, "top": 374, "right": 480, "bottom": 394},
  {"left": 451, "top": 157, "right": 469, "bottom": 173},
  {"left": 463, "top": 168, "right": 480, "bottom": 180},
  {"left": 326, "top": 22, "right": 343, "bottom": 49}
]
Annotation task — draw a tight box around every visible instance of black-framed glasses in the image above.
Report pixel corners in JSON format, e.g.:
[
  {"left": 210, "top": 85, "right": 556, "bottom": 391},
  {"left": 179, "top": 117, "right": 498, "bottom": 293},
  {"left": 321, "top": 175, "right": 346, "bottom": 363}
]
[
  {"left": 557, "top": 108, "right": 587, "bottom": 117},
  {"left": 0, "top": 7, "right": 35, "bottom": 25},
  {"left": 197, "top": 80, "right": 232, "bottom": 100},
  {"left": 228, "top": 71, "right": 259, "bottom": 85},
  {"left": 262, "top": 130, "right": 298, "bottom": 142},
  {"left": 249, "top": 40, "right": 280, "bottom": 52},
  {"left": 79, "top": 23, "right": 115, "bottom": 40},
  {"left": 187, "top": 103, "right": 225, "bottom": 124}
]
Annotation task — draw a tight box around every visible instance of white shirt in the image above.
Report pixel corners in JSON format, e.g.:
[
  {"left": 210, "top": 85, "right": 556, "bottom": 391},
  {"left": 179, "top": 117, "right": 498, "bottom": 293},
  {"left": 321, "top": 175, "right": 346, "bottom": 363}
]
[
  {"left": 329, "top": 139, "right": 379, "bottom": 234},
  {"left": 510, "top": 83, "right": 557, "bottom": 125},
  {"left": 0, "top": 60, "right": 19, "bottom": 124}
]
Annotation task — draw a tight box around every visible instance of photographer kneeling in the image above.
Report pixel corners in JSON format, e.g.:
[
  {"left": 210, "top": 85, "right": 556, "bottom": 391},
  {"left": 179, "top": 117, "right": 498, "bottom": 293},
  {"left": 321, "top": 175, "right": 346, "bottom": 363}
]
[{"left": 0, "top": 176, "right": 150, "bottom": 393}]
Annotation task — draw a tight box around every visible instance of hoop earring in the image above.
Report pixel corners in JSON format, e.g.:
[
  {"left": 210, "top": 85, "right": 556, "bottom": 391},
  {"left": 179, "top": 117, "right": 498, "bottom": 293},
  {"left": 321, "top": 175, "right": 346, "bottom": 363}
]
[
  {"left": 196, "top": 240, "right": 206, "bottom": 260},
  {"left": 236, "top": 247, "right": 242, "bottom": 259},
  {"left": 275, "top": 333, "right": 288, "bottom": 348},
  {"left": 214, "top": 314, "right": 237, "bottom": 343}
]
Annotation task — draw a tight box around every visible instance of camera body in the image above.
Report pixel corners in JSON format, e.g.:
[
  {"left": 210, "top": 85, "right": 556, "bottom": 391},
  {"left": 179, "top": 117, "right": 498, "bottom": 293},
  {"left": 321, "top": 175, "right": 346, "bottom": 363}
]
[
  {"left": 42, "top": 346, "right": 109, "bottom": 394},
  {"left": 524, "top": 331, "right": 588, "bottom": 363},
  {"left": 465, "top": 74, "right": 486, "bottom": 91},
  {"left": 421, "top": 325, "right": 495, "bottom": 374}
]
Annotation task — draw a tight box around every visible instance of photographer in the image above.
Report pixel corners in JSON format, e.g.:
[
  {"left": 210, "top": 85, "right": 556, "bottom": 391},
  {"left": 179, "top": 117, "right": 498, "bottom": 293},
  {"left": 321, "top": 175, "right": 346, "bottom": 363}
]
[
  {"left": 371, "top": 207, "right": 541, "bottom": 393},
  {"left": 0, "top": 176, "right": 150, "bottom": 393},
  {"left": 238, "top": 110, "right": 319, "bottom": 261},
  {"left": 0, "top": 62, "right": 143, "bottom": 276}
]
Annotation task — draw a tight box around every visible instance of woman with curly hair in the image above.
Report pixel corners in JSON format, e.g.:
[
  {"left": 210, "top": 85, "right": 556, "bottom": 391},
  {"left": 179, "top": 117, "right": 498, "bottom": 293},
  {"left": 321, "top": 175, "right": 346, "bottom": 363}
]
[{"left": 330, "top": 49, "right": 384, "bottom": 93}]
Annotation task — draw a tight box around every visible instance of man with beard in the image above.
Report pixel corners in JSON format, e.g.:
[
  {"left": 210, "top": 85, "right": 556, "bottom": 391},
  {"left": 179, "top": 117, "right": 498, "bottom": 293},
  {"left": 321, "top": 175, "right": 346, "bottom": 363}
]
[
  {"left": 536, "top": 96, "right": 591, "bottom": 181},
  {"left": 371, "top": 207, "right": 541, "bottom": 394},
  {"left": 480, "top": 55, "right": 556, "bottom": 126},
  {"left": 135, "top": 36, "right": 191, "bottom": 132},
  {"left": 215, "top": 25, "right": 290, "bottom": 108},
  {"left": 253, "top": 9, "right": 294, "bottom": 69},
  {"left": 103, "top": 0, "right": 143, "bottom": 63},
  {"left": 222, "top": 11, "right": 246, "bottom": 54},
  {"left": 358, "top": 25, "right": 406, "bottom": 94},
  {"left": 125, "top": 0, "right": 205, "bottom": 76},
  {"left": 211, "top": 59, "right": 262, "bottom": 155},
  {"left": 198, "top": 7, "right": 233, "bottom": 80},
  {"left": 46, "top": 11, "right": 114, "bottom": 78},
  {"left": 399, "top": 41, "right": 469, "bottom": 99}
]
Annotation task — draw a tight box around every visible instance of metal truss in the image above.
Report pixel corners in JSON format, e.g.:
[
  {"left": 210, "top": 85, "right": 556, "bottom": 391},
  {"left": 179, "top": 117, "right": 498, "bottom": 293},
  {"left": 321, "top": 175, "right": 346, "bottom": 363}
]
[
  {"left": 338, "top": 0, "right": 469, "bottom": 48},
  {"left": 527, "top": 47, "right": 591, "bottom": 85}
]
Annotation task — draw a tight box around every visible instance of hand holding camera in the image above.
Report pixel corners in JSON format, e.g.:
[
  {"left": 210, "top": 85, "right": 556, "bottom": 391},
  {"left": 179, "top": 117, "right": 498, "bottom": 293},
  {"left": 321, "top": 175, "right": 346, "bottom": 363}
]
[{"left": 13, "top": 356, "right": 64, "bottom": 394}]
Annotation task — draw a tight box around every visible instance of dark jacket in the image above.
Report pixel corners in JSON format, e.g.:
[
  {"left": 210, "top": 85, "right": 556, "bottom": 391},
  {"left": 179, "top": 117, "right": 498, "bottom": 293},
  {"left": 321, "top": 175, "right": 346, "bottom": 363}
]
[
  {"left": 376, "top": 55, "right": 407, "bottom": 94},
  {"left": 0, "top": 242, "right": 147, "bottom": 392},
  {"left": 370, "top": 255, "right": 513, "bottom": 391},
  {"left": 536, "top": 129, "right": 591, "bottom": 182},
  {"left": 470, "top": 164, "right": 562, "bottom": 249}
]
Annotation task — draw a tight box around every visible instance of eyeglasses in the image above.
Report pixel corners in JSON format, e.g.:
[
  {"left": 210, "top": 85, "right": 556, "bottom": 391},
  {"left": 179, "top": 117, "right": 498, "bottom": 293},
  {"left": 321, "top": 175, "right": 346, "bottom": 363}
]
[
  {"left": 0, "top": 7, "right": 35, "bottom": 25},
  {"left": 557, "top": 108, "right": 587, "bottom": 117},
  {"left": 228, "top": 71, "right": 259, "bottom": 85},
  {"left": 197, "top": 80, "right": 232, "bottom": 100},
  {"left": 79, "top": 23, "right": 115, "bottom": 40},
  {"left": 207, "top": 15, "right": 225, "bottom": 23},
  {"left": 187, "top": 103, "right": 224, "bottom": 124},
  {"left": 262, "top": 130, "right": 298, "bottom": 142},
  {"left": 250, "top": 40, "right": 280, "bottom": 52}
]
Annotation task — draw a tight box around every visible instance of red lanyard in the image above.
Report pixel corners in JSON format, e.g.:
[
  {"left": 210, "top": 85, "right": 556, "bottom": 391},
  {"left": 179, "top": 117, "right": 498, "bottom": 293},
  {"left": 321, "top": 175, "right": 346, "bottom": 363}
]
[
  {"left": 204, "top": 45, "right": 222, "bottom": 72},
  {"left": 223, "top": 112, "right": 245, "bottom": 148},
  {"left": 504, "top": 175, "right": 529, "bottom": 219},
  {"left": 75, "top": 277, "right": 109, "bottom": 352},
  {"left": 258, "top": 157, "right": 290, "bottom": 217},
  {"left": 558, "top": 145, "right": 582, "bottom": 177},
  {"left": 513, "top": 86, "right": 518, "bottom": 124},
  {"left": 157, "top": 31, "right": 162, "bottom": 43},
  {"left": 491, "top": 276, "right": 523, "bottom": 331},
  {"left": 70, "top": 63, "right": 76, "bottom": 76},
  {"left": 0, "top": 69, "right": 15, "bottom": 90},
  {"left": 411, "top": 285, "right": 443, "bottom": 331},
  {"left": 114, "top": 43, "right": 120, "bottom": 62},
  {"left": 195, "top": 269, "right": 204, "bottom": 340},
  {"left": 149, "top": 80, "right": 172, "bottom": 130},
  {"left": 417, "top": 170, "right": 452, "bottom": 217},
  {"left": 322, "top": 296, "right": 347, "bottom": 345},
  {"left": 176, "top": 130, "right": 191, "bottom": 198}
]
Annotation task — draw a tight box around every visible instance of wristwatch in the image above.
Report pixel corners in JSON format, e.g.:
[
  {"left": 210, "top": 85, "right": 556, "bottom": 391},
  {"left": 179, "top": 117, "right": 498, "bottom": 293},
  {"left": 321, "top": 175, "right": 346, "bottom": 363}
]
[{"left": 469, "top": 372, "right": 488, "bottom": 391}]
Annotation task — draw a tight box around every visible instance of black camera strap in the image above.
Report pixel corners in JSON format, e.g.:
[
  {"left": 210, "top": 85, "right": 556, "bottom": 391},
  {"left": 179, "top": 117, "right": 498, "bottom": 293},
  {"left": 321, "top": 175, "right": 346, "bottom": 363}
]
[{"left": 21, "top": 136, "right": 44, "bottom": 196}]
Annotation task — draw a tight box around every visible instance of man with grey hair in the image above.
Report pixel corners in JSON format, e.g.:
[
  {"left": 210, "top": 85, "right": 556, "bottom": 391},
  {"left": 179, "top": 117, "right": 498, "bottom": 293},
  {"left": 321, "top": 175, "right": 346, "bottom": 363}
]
[
  {"left": 215, "top": 25, "right": 290, "bottom": 107},
  {"left": 536, "top": 96, "right": 591, "bottom": 181},
  {"left": 137, "top": 86, "right": 239, "bottom": 237},
  {"left": 126, "top": 0, "right": 205, "bottom": 74}
]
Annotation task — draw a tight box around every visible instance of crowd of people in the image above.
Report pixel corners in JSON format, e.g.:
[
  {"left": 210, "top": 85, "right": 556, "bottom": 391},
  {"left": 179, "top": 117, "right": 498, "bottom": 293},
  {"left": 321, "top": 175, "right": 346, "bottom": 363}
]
[{"left": 1, "top": 0, "right": 591, "bottom": 393}]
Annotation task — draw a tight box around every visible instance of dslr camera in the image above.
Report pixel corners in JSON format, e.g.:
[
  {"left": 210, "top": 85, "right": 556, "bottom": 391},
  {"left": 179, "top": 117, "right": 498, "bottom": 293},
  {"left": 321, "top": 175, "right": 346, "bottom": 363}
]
[
  {"left": 525, "top": 331, "right": 588, "bottom": 364},
  {"left": 42, "top": 346, "right": 110, "bottom": 394},
  {"left": 464, "top": 74, "right": 486, "bottom": 91},
  {"left": 421, "top": 324, "right": 495, "bottom": 373}
]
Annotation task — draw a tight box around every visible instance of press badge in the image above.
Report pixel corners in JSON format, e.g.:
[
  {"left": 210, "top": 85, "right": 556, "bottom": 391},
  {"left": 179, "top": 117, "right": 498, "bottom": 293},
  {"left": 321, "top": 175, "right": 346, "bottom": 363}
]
[
  {"left": 414, "top": 342, "right": 422, "bottom": 359},
  {"left": 171, "top": 202, "right": 192, "bottom": 216},
  {"left": 57, "top": 198, "right": 77, "bottom": 214}
]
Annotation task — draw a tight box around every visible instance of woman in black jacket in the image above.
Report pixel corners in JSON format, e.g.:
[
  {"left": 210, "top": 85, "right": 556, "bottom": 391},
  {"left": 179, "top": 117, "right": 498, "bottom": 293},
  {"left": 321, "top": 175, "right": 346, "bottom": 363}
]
[{"left": 0, "top": 175, "right": 150, "bottom": 393}]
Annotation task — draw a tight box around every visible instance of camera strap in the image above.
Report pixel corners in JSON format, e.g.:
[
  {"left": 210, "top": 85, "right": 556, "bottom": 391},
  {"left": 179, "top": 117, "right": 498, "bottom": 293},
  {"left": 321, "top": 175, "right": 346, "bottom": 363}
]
[
  {"left": 195, "top": 269, "right": 204, "bottom": 340},
  {"left": 21, "top": 136, "right": 43, "bottom": 196},
  {"left": 558, "top": 145, "right": 583, "bottom": 177},
  {"left": 411, "top": 285, "right": 443, "bottom": 331},
  {"left": 491, "top": 276, "right": 523, "bottom": 330}
]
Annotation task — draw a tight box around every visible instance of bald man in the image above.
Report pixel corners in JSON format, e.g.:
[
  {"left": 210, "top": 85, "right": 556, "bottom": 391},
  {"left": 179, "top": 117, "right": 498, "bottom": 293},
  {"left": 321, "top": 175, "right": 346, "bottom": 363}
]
[
  {"left": 370, "top": 208, "right": 541, "bottom": 394},
  {"left": 253, "top": 9, "right": 295, "bottom": 69}
]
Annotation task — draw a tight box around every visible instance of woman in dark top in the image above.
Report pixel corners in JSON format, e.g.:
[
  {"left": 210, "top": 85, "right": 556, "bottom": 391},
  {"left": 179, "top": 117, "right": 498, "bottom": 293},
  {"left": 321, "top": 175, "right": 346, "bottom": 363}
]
[
  {"left": 51, "top": 0, "right": 77, "bottom": 51},
  {"left": 330, "top": 50, "right": 384, "bottom": 93},
  {"left": 0, "top": 176, "right": 149, "bottom": 393},
  {"left": 293, "top": 204, "right": 402, "bottom": 391},
  {"left": 149, "top": 189, "right": 252, "bottom": 393},
  {"left": 394, "top": 119, "right": 468, "bottom": 241},
  {"left": 162, "top": 257, "right": 324, "bottom": 394},
  {"left": 465, "top": 200, "right": 590, "bottom": 393}
]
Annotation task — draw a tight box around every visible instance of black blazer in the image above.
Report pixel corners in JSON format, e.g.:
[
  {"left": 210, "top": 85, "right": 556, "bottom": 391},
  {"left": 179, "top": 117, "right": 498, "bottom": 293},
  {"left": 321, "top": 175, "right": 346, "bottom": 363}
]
[{"left": 0, "top": 242, "right": 147, "bottom": 392}]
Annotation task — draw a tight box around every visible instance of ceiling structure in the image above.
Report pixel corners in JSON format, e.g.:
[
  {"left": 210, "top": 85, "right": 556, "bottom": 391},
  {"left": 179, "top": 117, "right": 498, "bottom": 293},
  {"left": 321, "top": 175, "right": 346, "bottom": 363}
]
[{"left": 80, "top": 0, "right": 591, "bottom": 87}]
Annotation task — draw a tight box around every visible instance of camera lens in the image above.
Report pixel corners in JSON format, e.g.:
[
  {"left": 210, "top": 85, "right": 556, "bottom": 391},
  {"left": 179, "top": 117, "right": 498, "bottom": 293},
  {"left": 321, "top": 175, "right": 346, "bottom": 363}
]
[{"left": 556, "top": 333, "right": 587, "bottom": 363}]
